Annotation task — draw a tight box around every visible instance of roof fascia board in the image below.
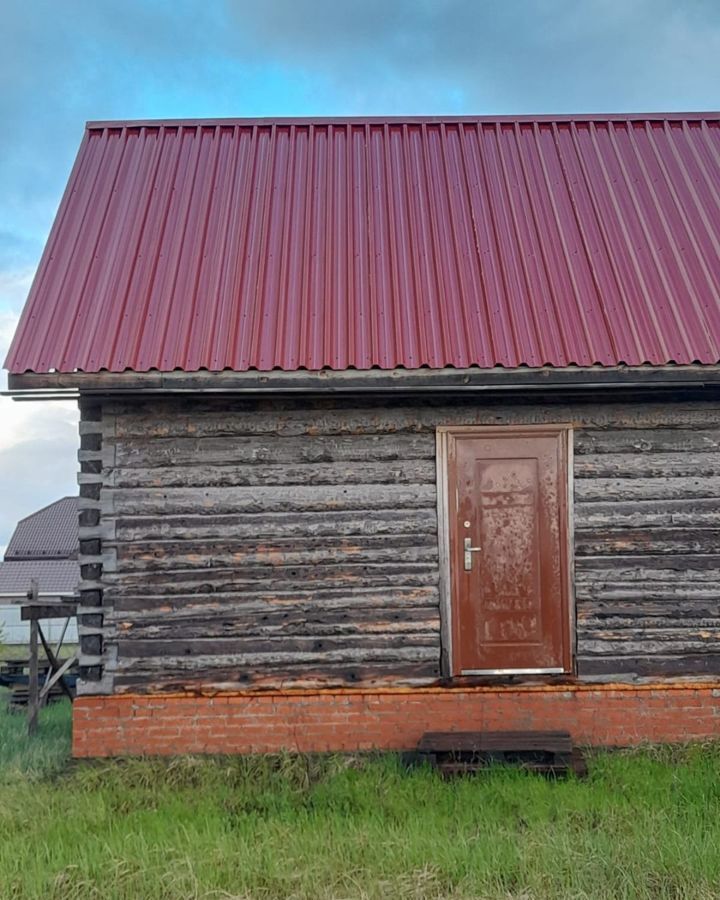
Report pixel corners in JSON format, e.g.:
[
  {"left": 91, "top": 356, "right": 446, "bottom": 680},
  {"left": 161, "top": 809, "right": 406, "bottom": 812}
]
[{"left": 8, "top": 365, "right": 720, "bottom": 397}]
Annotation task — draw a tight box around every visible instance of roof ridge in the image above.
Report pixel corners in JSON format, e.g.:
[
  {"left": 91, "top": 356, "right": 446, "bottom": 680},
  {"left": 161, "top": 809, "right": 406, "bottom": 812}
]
[
  {"left": 85, "top": 112, "right": 720, "bottom": 130},
  {"left": 14, "top": 495, "right": 77, "bottom": 526}
]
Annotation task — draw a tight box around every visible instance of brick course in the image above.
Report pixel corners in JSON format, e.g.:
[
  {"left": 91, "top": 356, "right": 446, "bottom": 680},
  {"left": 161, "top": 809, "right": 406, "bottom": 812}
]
[{"left": 72, "top": 683, "right": 720, "bottom": 757}]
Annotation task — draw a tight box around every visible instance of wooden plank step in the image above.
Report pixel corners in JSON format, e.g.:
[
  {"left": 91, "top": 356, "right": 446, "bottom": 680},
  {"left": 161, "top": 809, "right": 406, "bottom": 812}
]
[
  {"left": 437, "top": 760, "right": 571, "bottom": 777},
  {"left": 433, "top": 747, "right": 588, "bottom": 779},
  {"left": 418, "top": 730, "right": 573, "bottom": 754}
]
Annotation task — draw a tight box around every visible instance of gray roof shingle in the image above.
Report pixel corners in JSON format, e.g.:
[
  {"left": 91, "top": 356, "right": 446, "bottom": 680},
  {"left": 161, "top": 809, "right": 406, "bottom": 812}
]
[
  {"left": 5, "top": 497, "right": 78, "bottom": 560},
  {"left": 0, "top": 559, "right": 79, "bottom": 597}
]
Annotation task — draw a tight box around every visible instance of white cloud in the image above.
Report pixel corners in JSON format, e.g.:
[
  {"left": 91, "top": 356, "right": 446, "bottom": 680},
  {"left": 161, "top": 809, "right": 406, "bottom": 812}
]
[
  {"left": 0, "top": 267, "right": 35, "bottom": 314},
  {"left": 0, "top": 304, "right": 78, "bottom": 551}
]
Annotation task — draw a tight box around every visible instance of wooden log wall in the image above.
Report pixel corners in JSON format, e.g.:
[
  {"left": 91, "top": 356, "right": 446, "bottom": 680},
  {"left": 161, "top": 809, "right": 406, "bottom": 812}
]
[
  {"left": 573, "top": 420, "right": 720, "bottom": 678},
  {"left": 77, "top": 395, "right": 720, "bottom": 694}
]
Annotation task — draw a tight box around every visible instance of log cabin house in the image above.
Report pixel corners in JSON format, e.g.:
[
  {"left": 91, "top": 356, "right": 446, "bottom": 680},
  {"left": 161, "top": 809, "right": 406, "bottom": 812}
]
[{"left": 5, "top": 114, "right": 720, "bottom": 756}]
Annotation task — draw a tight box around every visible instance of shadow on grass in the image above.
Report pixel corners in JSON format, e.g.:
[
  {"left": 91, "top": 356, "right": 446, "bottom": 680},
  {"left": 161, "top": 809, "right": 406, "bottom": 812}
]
[{"left": 0, "top": 690, "right": 72, "bottom": 780}]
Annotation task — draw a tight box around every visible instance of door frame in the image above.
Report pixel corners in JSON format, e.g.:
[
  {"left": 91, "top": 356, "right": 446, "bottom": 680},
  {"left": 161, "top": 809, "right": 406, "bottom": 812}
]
[{"left": 436, "top": 424, "right": 575, "bottom": 678}]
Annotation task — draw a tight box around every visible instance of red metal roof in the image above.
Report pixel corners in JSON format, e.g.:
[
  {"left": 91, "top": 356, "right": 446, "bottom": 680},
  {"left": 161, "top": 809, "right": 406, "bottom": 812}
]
[{"left": 6, "top": 114, "right": 720, "bottom": 374}]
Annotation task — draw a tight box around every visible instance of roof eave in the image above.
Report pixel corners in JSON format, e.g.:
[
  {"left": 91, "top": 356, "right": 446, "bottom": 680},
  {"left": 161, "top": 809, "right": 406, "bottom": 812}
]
[{"left": 7, "top": 364, "right": 720, "bottom": 398}]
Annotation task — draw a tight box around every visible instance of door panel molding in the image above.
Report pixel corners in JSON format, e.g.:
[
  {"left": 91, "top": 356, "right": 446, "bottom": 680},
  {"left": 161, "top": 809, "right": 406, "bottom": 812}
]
[{"left": 436, "top": 424, "right": 574, "bottom": 678}]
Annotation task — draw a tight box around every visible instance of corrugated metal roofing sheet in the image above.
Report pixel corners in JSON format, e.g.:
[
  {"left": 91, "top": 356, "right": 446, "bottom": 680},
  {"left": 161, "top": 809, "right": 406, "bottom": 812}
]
[
  {"left": 5, "top": 114, "right": 720, "bottom": 374},
  {"left": 5, "top": 497, "right": 78, "bottom": 560}
]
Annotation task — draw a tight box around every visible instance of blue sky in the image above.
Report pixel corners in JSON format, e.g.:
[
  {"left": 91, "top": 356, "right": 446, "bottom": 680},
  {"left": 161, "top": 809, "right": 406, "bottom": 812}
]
[{"left": 1, "top": 0, "right": 720, "bottom": 549}]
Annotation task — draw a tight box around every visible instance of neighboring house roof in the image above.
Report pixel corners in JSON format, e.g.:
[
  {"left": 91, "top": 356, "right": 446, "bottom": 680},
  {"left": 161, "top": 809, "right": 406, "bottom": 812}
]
[
  {"left": 5, "top": 113, "right": 720, "bottom": 375},
  {"left": 0, "top": 560, "right": 79, "bottom": 597},
  {"left": 5, "top": 497, "right": 79, "bottom": 560}
]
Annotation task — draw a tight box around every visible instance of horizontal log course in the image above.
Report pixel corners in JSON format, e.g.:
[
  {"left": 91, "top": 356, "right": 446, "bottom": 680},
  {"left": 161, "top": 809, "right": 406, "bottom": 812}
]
[
  {"left": 575, "top": 452, "right": 720, "bottom": 478},
  {"left": 118, "top": 632, "right": 440, "bottom": 660},
  {"left": 111, "top": 647, "right": 441, "bottom": 679},
  {"left": 109, "top": 606, "right": 441, "bottom": 640},
  {"left": 575, "top": 554, "right": 720, "bottom": 575},
  {"left": 109, "top": 398, "right": 720, "bottom": 438},
  {"left": 106, "top": 483, "right": 437, "bottom": 516},
  {"left": 578, "top": 636, "right": 720, "bottom": 655},
  {"left": 579, "top": 612, "right": 720, "bottom": 628},
  {"left": 111, "top": 660, "right": 441, "bottom": 692},
  {"left": 112, "top": 432, "right": 435, "bottom": 468},
  {"left": 111, "top": 585, "right": 440, "bottom": 615},
  {"left": 105, "top": 561, "right": 440, "bottom": 598},
  {"left": 574, "top": 476, "right": 720, "bottom": 502},
  {"left": 111, "top": 459, "right": 436, "bottom": 489},
  {"left": 114, "top": 509, "right": 438, "bottom": 542},
  {"left": 576, "top": 589, "right": 720, "bottom": 611},
  {"left": 575, "top": 584, "right": 720, "bottom": 604},
  {"left": 578, "top": 654, "right": 720, "bottom": 676},
  {"left": 575, "top": 497, "right": 720, "bottom": 529},
  {"left": 113, "top": 534, "right": 439, "bottom": 571},
  {"left": 574, "top": 428, "right": 720, "bottom": 455},
  {"left": 576, "top": 529, "right": 720, "bottom": 556}
]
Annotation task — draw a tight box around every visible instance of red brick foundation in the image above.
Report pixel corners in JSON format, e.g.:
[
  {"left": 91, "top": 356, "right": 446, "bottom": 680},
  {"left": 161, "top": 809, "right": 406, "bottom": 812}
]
[{"left": 72, "top": 683, "right": 720, "bottom": 757}]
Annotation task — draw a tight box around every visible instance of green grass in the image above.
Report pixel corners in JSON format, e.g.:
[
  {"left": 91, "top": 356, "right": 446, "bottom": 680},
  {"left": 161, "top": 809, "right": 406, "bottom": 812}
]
[
  {"left": 1, "top": 698, "right": 720, "bottom": 899},
  {"left": 0, "top": 692, "right": 71, "bottom": 779},
  {"left": 0, "top": 643, "right": 79, "bottom": 661}
]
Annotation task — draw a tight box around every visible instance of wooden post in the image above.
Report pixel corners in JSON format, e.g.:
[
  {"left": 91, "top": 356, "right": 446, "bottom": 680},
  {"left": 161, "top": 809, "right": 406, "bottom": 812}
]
[{"left": 27, "top": 579, "right": 39, "bottom": 736}]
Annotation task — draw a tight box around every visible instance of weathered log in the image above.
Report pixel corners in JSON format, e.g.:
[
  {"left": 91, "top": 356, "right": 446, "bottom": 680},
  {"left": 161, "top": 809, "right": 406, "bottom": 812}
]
[
  {"left": 575, "top": 427, "right": 720, "bottom": 455},
  {"left": 575, "top": 452, "right": 720, "bottom": 478},
  {"left": 106, "top": 483, "right": 437, "bottom": 515},
  {"left": 110, "top": 398, "right": 720, "bottom": 438},
  {"left": 575, "top": 497, "right": 720, "bottom": 529},
  {"left": 110, "top": 606, "right": 441, "bottom": 640},
  {"left": 578, "top": 654, "right": 720, "bottom": 676},
  {"left": 112, "top": 459, "right": 436, "bottom": 489},
  {"left": 111, "top": 584, "right": 440, "bottom": 614},
  {"left": 576, "top": 529, "right": 720, "bottom": 556},
  {"left": 579, "top": 611, "right": 720, "bottom": 628},
  {"left": 574, "top": 476, "right": 720, "bottom": 502},
  {"left": 114, "top": 509, "right": 438, "bottom": 542},
  {"left": 578, "top": 635, "right": 720, "bottom": 655},
  {"left": 104, "top": 561, "right": 440, "bottom": 597},
  {"left": 575, "top": 584, "right": 720, "bottom": 603},
  {"left": 113, "top": 643, "right": 441, "bottom": 667},
  {"left": 113, "top": 432, "right": 435, "bottom": 468},
  {"left": 119, "top": 632, "right": 440, "bottom": 660},
  {"left": 114, "top": 534, "right": 439, "bottom": 571},
  {"left": 111, "top": 660, "right": 441, "bottom": 692},
  {"left": 575, "top": 554, "right": 720, "bottom": 575}
]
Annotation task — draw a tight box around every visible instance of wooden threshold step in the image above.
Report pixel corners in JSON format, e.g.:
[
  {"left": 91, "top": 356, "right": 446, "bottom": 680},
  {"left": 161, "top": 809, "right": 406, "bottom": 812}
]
[
  {"left": 415, "top": 730, "right": 587, "bottom": 778},
  {"left": 419, "top": 730, "right": 573, "bottom": 754}
]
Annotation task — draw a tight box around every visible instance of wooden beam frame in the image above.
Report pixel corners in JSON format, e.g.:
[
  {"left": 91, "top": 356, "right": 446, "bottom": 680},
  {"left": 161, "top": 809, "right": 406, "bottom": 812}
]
[{"left": 23, "top": 580, "right": 78, "bottom": 735}]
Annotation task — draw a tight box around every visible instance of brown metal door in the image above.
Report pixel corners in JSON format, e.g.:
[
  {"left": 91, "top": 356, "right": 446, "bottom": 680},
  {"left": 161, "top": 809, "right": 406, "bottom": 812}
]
[{"left": 445, "top": 427, "right": 571, "bottom": 675}]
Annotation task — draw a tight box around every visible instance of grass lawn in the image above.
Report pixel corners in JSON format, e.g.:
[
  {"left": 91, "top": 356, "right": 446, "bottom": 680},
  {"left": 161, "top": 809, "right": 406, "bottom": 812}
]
[{"left": 1, "top": 696, "right": 719, "bottom": 899}]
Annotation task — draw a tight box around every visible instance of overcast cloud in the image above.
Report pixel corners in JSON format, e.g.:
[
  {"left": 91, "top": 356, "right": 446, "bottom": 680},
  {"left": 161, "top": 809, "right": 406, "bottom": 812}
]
[{"left": 2, "top": 0, "right": 720, "bottom": 548}]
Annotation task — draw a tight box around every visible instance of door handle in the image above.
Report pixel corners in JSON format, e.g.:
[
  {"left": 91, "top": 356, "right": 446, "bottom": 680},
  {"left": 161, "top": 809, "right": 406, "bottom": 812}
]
[{"left": 463, "top": 536, "right": 482, "bottom": 571}]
